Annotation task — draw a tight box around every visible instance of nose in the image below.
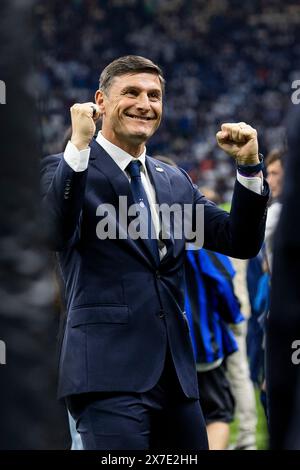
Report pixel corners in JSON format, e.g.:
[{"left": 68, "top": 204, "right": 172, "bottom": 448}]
[
  {"left": 267, "top": 176, "right": 276, "bottom": 194},
  {"left": 136, "top": 92, "right": 150, "bottom": 112}
]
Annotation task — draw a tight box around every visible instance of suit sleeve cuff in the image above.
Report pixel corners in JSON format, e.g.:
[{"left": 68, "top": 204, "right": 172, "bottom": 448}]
[
  {"left": 236, "top": 170, "right": 263, "bottom": 195},
  {"left": 63, "top": 140, "right": 90, "bottom": 172}
]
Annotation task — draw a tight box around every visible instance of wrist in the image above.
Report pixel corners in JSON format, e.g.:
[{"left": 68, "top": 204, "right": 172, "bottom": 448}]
[
  {"left": 237, "top": 153, "right": 264, "bottom": 176},
  {"left": 70, "top": 136, "right": 90, "bottom": 151},
  {"left": 237, "top": 154, "right": 260, "bottom": 165}
]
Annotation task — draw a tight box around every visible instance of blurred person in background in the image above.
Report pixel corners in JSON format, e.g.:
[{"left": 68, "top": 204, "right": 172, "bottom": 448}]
[
  {"left": 254, "top": 149, "right": 285, "bottom": 418},
  {"left": 246, "top": 252, "right": 265, "bottom": 387},
  {"left": 185, "top": 246, "right": 242, "bottom": 450},
  {"left": 264, "top": 149, "right": 285, "bottom": 271},
  {"left": 241, "top": 149, "right": 285, "bottom": 426},
  {"left": 202, "top": 188, "right": 258, "bottom": 450},
  {"left": 227, "top": 256, "right": 258, "bottom": 450}
]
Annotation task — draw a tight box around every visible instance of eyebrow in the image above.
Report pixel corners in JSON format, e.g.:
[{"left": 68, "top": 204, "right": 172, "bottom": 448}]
[{"left": 121, "top": 86, "right": 162, "bottom": 96}]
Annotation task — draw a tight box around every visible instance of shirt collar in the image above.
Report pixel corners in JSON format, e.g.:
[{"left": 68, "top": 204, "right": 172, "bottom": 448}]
[{"left": 96, "top": 131, "right": 147, "bottom": 173}]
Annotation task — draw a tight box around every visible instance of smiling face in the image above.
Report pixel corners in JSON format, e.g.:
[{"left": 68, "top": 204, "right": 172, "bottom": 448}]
[
  {"left": 266, "top": 159, "right": 284, "bottom": 199},
  {"left": 95, "top": 72, "right": 163, "bottom": 157}
]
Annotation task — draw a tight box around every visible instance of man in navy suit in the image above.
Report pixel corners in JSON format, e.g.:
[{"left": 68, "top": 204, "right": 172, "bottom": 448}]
[{"left": 41, "top": 55, "right": 269, "bottom": 450}]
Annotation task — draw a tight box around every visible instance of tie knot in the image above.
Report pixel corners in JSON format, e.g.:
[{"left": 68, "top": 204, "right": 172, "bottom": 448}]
[{"left": 127, "top": 160, "right": 142, "bottom": 178}]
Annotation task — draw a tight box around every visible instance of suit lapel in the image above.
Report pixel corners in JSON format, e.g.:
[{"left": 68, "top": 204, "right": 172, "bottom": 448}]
[
  {"left": 146, "top": 157, "right": 175, "bottom": 262},
  {"left": 89, "top": 139, "right": 134, "bottom": 207},
  {"left": 145, "top": 157, "right": 173, "bottom": 208}
]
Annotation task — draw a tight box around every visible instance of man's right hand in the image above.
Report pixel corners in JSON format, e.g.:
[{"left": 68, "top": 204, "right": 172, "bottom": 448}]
[{"left": 70, "top": 102, "right": 101, "bottom": 151}]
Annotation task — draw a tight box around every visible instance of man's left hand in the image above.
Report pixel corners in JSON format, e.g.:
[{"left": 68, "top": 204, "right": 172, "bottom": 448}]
[{"left": 216, "top": 122, "right": 259, "bottom": 165}]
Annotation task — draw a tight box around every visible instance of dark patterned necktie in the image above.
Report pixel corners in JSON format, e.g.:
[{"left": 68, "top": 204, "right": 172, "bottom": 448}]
[{"left": 127, "top": 160, "right": 159, "bottom": 265}]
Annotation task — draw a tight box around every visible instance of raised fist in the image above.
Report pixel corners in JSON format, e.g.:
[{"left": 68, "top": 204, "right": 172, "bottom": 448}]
[
  {"left": 216, "top": 122, "right": 259, "bottom": 165},
  {"left": 70, "top": 102, "right": 101, "bottom": 151}
]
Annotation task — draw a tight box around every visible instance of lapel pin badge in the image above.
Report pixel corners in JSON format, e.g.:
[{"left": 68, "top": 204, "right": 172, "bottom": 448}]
[{"left": 155, "top": 166, "right": 164, "bottom": 172}]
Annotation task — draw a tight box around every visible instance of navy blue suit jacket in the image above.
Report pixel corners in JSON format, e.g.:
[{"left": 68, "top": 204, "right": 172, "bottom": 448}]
[{"left": 41, "top": 138, "right": 269, "bottom": 399}]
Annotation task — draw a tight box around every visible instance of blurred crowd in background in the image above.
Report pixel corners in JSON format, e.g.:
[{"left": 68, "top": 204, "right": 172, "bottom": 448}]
[{"left": 35, "top": 0, "right": 300, "bottom": 201}]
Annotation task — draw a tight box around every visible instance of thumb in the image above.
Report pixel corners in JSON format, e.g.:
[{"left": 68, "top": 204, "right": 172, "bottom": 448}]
[{"left": 216, "top": 130, "right": 229, "bottom": 141}]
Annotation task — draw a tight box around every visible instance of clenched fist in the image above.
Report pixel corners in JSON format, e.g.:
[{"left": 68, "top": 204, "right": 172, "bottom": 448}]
[
  {"left": 70, "top": 102, "right": 101, "bottom": 151},
  {"left": 216, "top": 122, "right": 259, "bottom": 165}
]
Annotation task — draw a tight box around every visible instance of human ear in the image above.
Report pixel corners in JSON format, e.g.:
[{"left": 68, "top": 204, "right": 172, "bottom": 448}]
[{"left": 95, "top": 89, "right": 106, "bottom": 115}]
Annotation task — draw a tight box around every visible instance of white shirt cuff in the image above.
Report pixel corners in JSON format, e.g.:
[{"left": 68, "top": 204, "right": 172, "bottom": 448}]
[
  {"left": 63, "top": 140, "right": 90, "bottom": 172},
  {"left": 236, "top": 170, "right": 263, "bottom": 195}
]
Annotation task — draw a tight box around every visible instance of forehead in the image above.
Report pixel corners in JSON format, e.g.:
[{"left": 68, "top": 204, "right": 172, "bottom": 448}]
[
  {"left": 110, "top": 72, "right": 162, "bottom": 92},
  {"left": 267, "top": 160, "right": 283, "bottom": 172}
]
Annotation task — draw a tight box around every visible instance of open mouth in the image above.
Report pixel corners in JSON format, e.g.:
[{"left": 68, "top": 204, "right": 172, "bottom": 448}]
[{"left": 124, "top": 112, "right": 155, "bottom": 121}]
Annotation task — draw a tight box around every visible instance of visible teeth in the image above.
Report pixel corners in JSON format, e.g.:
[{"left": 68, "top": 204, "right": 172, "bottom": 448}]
[{"left": 125, "top": 113, "right": 152, "bottom": 121}]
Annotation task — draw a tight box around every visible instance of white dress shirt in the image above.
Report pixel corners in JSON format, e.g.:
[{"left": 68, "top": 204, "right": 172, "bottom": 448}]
[{"left": 265, "top": 200, "right": 282, "bottom": 271}]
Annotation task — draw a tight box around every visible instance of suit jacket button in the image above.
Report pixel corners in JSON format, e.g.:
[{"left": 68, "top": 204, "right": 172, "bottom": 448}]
[{"left": 155, "top": 270, "right": 161, "bottom": 279}]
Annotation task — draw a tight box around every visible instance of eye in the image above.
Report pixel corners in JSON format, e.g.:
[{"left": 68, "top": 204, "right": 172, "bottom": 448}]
[
  {"left": 125, "top": 89, "right": 138, "bottom": 97},
  {"left": 149, "top": 92, "right": 160, "bottom": 100}
]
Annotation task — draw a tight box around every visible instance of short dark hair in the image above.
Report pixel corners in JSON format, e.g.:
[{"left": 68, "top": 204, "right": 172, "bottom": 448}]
[
  {"left": 265, "top": 148, "right": 285, "bottom": 168},
  {"left": 99, "top": 55, "right": 165, "bottom": 94}
]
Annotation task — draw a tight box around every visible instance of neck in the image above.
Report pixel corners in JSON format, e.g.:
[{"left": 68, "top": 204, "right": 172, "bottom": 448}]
[{"left": 101, "top": 129, "right": 145, "bottom": 158}]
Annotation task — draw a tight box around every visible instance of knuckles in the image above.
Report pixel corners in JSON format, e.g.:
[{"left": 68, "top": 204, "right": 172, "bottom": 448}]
[
  {"left": 70, "top": 103, "right": 94, "bottom": 115},
  {"left": 219, "top": 123, "right": 258, "bottom": 141}
]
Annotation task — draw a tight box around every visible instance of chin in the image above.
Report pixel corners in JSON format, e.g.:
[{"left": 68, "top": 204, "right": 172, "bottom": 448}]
[{"left": 127, "top": 129, "right": 151, "bottom": 141}]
